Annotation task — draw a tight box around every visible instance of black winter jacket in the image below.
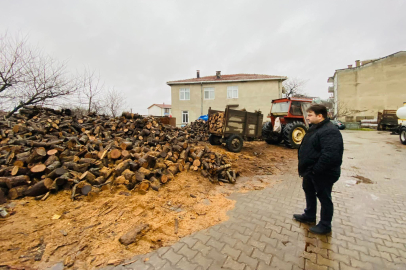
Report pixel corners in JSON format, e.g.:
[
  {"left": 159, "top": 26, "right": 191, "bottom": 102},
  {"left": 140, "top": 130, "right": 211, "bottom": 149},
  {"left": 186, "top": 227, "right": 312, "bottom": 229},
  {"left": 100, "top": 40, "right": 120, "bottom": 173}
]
[{"left": 298, "top": 118, "right": 344, "bottom": 181}]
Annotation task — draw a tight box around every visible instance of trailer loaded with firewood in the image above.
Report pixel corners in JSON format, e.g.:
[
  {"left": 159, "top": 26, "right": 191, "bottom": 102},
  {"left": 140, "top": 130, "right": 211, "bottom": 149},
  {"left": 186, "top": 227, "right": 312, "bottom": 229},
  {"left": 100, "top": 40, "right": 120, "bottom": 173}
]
[{"left": 208, "top": 107, "right": 263, "bottom": 152}]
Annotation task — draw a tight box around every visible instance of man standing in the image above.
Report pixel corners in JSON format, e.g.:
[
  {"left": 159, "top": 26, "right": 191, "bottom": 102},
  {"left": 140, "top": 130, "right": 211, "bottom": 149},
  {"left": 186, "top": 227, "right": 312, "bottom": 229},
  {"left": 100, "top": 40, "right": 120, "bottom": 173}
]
[{"left": 293, "top": 104, "right": 344, "bottom": 234}]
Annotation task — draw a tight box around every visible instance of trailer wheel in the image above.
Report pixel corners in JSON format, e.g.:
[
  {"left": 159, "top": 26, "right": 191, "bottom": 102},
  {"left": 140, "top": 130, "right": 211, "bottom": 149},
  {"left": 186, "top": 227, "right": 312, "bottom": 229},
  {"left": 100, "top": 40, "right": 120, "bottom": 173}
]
[
  {"left": 400, "top": 127, "right": 406, "bottom": 145},
  {"left": 226, "top": 134, "right": 244, "bottom": 153},
  {"left": 283, "top": 121, "right": 308, "bottom": 149},
  {"left": 209, "top": 135, "right": 221, "bottom": 145}
]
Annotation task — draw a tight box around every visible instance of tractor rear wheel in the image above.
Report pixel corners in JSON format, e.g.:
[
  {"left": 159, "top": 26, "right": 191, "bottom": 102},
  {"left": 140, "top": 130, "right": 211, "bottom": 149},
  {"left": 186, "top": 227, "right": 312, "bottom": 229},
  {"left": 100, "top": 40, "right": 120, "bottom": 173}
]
[
  {"left": 283, "top": 121, "right": 307, "bottom": 149},
  {"left": 209, "top": 134, "right": 221, "bottom": 145},
  {"left": 262, "top": 122, "right": 283, "bottom": 145},
  {"left": 400, "top": 127, "right": 406, "bottom": 145},
  {"left": 226, "top": 134, "right": 244, "bottom": 153}
]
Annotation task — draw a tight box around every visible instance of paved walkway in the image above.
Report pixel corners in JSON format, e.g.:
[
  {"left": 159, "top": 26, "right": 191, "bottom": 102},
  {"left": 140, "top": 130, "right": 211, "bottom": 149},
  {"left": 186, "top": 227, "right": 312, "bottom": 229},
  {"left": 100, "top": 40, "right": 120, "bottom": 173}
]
[{"left": 106, "top": 131, "right": 406, "bottom": 270}]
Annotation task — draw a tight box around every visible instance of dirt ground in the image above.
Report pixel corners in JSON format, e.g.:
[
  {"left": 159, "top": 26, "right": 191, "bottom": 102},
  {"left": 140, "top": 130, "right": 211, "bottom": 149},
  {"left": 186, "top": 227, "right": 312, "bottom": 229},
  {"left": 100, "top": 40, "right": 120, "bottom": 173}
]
[{"left": 0, "top": 141, "right": 297, "bottom": 269}]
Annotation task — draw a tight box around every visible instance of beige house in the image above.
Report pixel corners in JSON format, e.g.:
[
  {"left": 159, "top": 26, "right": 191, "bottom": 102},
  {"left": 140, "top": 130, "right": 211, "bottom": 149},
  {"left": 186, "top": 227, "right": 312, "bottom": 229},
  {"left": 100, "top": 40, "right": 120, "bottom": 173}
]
[
  {"left": 328, "top": 51, "right": 406, "bottom": 122},
  {"left": 147, "top": 103, "right": 171, "bottom": 116},
  {"left": 167, "top": 71, "right": 287, "bottom": 126}
]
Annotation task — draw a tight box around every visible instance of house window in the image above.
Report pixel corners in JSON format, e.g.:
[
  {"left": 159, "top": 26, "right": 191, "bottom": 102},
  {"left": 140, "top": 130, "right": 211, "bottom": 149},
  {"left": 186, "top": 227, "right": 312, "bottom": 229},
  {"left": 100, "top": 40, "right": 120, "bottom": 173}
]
[
  {"left": 204, "top": 87, "right": 215, "bottom": 100},
  {"left": 179, "top": 88, "right": 190, "bottom": 100},
  {"left": 227, "top": 86, "right": 238, "bottom": 99},
  {"left": 164, "top": 108, "right": 170, "bottom": 115},
  {"left": 182, "top": 111, "right": 189, "bottom": 123}
]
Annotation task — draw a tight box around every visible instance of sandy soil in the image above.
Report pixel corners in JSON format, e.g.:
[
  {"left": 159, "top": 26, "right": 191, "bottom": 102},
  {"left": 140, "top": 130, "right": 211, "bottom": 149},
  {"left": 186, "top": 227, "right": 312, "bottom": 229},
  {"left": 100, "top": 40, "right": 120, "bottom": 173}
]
[{"left": 0, "top": 141, "right": 297, "bottom": 269}]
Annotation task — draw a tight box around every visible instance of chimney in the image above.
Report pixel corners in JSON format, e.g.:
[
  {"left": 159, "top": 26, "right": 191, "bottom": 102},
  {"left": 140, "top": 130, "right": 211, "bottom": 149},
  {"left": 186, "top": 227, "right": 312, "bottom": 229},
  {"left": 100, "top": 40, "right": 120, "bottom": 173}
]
[
  {"left": 196, "top": 70, "right": 200, "bottom": 78},
  {"left": 355, "top": 60, "right": 360, "bottom": 67},
  {"left": 216, "top": 71, "right": 221, "bottom": 79},
  {"left": 348, "top": 64, "right": 353, "bottom": 68}
]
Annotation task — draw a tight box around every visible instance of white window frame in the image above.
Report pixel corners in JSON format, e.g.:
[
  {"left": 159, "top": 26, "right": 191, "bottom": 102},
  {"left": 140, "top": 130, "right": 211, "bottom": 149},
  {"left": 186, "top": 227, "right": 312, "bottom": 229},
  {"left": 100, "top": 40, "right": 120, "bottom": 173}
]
[
  {"left": 227, "top": 86, "right": 238, "bottom": 99},
  {"left": 179, "top": 88, "right": 190, "bottom": 100},
  {"left": 204, "top": 87, "right": 215, "bottom": 100},
  {"left": 182, "top": 111, "right": 189, "bottom": 124}
]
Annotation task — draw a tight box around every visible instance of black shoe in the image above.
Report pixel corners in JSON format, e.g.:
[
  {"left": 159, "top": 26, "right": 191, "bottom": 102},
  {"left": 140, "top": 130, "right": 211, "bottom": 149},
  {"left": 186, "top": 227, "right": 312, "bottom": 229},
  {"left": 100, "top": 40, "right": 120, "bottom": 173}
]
[
  {"left": 310, "top": 223, "right": 331, "bottom": 235},
  {"left": 293, "top": 214, "right": 316, "bottom": 224}
]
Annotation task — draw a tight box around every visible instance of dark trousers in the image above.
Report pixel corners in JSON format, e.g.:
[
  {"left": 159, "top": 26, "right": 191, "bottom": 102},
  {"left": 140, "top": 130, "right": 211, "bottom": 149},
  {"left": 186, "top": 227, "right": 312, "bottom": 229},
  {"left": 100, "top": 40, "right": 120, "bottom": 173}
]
[{"left": 302, "top": 176, "right": 335, "bottom": 227}]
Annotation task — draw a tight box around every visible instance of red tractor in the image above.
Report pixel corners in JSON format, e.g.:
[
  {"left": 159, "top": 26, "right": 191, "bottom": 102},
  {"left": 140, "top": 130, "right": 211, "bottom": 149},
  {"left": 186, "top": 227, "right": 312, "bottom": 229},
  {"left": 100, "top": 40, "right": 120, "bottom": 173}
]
[{"left": 262, "top": 97, "right": 313, "bottom": 149}]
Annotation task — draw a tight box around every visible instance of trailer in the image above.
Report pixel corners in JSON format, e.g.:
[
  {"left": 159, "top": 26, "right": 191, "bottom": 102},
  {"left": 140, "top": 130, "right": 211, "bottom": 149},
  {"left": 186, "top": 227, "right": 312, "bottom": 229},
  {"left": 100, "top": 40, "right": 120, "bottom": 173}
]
[{"left": 207, "top": 106, "right": 263, "bottom": 152}]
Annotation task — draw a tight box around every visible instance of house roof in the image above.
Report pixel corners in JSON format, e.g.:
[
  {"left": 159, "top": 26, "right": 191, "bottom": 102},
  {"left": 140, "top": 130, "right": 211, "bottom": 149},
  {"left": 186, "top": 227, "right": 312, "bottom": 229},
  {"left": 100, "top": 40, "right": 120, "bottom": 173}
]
[
  {"left": 147, "top": 104, "right": 171, "bottom": 109},
  {"left": 167, "top": 73, "right": 287, "bottom": 85},
  {"left": 335, "top": 51, "right": 406, "bottom": 73}
]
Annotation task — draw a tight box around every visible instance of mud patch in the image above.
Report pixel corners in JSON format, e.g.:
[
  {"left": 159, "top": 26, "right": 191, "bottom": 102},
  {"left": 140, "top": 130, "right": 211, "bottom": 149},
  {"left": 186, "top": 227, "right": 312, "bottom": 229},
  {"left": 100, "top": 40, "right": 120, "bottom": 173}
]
[{"left": 352, "top": 175, "right": 374, "bottom": 184}]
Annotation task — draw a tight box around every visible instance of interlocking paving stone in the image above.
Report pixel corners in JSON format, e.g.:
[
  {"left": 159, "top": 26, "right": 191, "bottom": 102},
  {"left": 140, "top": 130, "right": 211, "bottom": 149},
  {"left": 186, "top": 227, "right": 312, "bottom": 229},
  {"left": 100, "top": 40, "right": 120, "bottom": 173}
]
[
  {"left": 161, "top": 248, "right": 183, "bottom": 266},
  {"left": 190, "top": 252, "right": 213, "bottom": 270},
  {"left": 222, "top": 256, "right": 245, "bottom": 270},
  {"left": 221, "top": 244, "right": 241, "bottom": 260},
  {"left": 175, "top": 257, "right": 199, "bottom": 270},
  {"left": 237, "top": 252, "right": 259, "bottom": 269},
  {"left": 112, "top": 132, "right": 406, "bottom": 270}
]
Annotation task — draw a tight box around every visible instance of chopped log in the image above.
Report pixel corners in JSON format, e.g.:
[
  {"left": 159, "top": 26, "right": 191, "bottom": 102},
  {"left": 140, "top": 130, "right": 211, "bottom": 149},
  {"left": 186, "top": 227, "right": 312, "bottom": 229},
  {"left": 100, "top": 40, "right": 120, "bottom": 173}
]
[
  {"left": 31, "top": 164, "right": 47, "bottom": 173},
  {"left": 120, "top": 141, "right": 133, "bottom": 150},
  {"left": 55, "top": 173, "right": 70, "bottom": 186},
  {"left": 2, "top": 175, "right": 31, "bottom": 189},
  {"left": 0, "top": 188, "right": 6, "bottom": 204},
  {"left": 100, "top": 167, "right": 113, "bottom": 179},
  {"left": 149, "top": 176, "right": 160, "bottom": 191},
  {"left": 13, "top": 160, "right": 25, "bottom": 168},
  {"left": 8, "top": 185, "right": 28, "bottom": 199},
  {"left": 47, "top": 149, "right": 58, "bottom": 156},
  {"left": 24, "top": 180, "right": 48, "bottom": 197},
  {"left": 92, "top": 176, "right": 106, "bottom": 185},
  {"left": 167, "top": 165, "right": 179, "bottom": 175},
  {"left": 44, "top": 178, "right": 56, "bottom": 190},
  {"left": 47, "top": 167, "right": 68, "bottom": 179},
  {"left": 138, "top": 167, "right": 152, "bottom": 179},
  {"left": 115, "top": 160, "right": 131, "bottom": 176},
  {"left": 119, "top": 224, "right": 150, "bottom": 246},
  {"left": 63, "top": 162, "right": 89, "bottom": 173},
  {"left": 80, "top": 171, "right": 96, "bottom": 183},
  {"left": 81, "top": 184, "right": 93, "bottom": 195},
  {"left": 193, "top": 160, "right": 201, "bottom": 167},
  {"left": 11, "top": 166, "right": 30, "bottom": 176},
  {"left": 201, "top": 170, "right": 210, "bottom": 178},
  {"left": 110, "top": 149, "right": 122, "bottom": 159},
  {"left": 115, "top": 175, "right": 129, "bottom": 186},
  {"left": 122, "top": 169, "right": 135, "bottom": 181},
  {"left": 26, "top": 147, "right": 47, "bottom": 164},
  {"left": 138, "top": 180, "right": 150, "bottom": 193},
  {"left": 44, "top": 155, "right": 59, "bottom": 166}
]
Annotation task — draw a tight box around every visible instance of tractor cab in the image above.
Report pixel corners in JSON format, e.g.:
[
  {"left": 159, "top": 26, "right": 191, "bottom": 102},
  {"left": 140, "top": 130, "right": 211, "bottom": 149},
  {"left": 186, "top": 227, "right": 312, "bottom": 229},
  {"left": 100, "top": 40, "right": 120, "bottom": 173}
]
[{"left": 262, "top": 97, "right": 313, "bottom": 149}]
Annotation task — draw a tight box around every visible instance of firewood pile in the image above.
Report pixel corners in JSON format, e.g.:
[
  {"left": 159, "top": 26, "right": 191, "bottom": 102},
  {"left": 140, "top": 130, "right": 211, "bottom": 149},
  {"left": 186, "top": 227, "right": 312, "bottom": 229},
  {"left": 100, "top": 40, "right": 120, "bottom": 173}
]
[
  {"left": 208, "top": 112, "right": 225, "bottom": 134},
  {"left": 184, "top": 119, "right": 209, "bottom": 141},
  {"left": 0, "top": 106, "right": 237, "bottom": 203}
]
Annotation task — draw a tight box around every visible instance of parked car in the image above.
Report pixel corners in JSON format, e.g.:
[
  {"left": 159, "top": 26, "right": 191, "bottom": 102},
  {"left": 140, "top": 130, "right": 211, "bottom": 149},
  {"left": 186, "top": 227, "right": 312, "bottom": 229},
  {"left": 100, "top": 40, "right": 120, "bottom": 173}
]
[{"left": 331, "top": 119, "right": 345, "bottom": 130}]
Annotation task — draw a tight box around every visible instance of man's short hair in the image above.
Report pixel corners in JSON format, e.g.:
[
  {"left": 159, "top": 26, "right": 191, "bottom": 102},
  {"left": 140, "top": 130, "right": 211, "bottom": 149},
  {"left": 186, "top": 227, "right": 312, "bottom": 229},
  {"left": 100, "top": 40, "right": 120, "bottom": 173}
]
[{"left": 307, "top": 104, "right": 327, "bottom": 118}]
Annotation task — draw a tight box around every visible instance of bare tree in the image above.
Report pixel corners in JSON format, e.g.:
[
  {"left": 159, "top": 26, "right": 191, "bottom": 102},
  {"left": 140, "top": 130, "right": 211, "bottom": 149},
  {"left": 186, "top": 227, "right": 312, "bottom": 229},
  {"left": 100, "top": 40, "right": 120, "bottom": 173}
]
[
  {"left": 80, "top": 68, "right": 105, "bottom": 114},
  {"left": 283, "top": 78, "right": 308, "bottom": 98},
  {"left": 5, "top": 55, "right": 80, "bottom": 117},
  {"left": 1, "top": 32, "right": 80, "bottom": 117},
  {"left": 0, "top": 33, "right": 32, "bottom": 95},
  {"left": 104, "top": 88, "right": 126, "bottom": 118}
]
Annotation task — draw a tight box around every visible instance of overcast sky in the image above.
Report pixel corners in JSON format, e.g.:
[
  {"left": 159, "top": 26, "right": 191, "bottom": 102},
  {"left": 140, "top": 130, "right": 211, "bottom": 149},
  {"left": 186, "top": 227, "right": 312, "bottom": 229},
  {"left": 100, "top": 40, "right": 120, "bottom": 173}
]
[{"left": 1, "top": 0, "right": 405, "bottom": 114}]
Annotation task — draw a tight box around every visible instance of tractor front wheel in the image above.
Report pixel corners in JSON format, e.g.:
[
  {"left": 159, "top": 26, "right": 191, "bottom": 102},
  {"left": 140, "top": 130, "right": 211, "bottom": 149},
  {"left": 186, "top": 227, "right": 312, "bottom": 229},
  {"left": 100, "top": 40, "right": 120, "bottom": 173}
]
[{"left": 283, "top": 121, "right": 307, "bottom": 149}]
